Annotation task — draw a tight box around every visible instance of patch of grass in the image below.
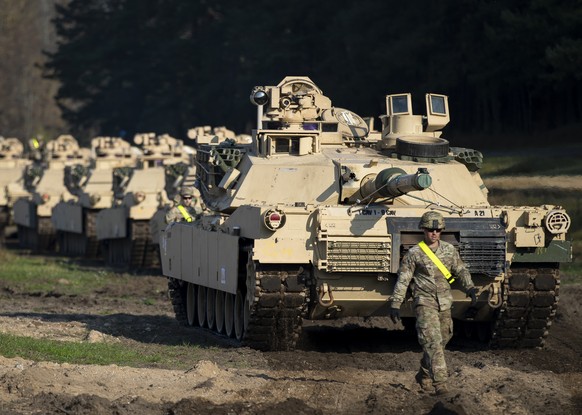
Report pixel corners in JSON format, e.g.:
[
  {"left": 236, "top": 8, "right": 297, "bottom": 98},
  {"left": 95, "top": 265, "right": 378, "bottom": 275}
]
[
  {"left": 0, "top": 333, "right": 205, "bottom": 369},
  {"left": 0, "top": 250, "right": 132, "bottom": 296}
]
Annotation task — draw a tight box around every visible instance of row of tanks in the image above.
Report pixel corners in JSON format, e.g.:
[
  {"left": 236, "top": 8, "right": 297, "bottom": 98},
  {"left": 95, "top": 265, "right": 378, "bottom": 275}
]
[
  {"left": 3, "top": 131, "right": 212, "bottom": 269},
  {"left": 159, "top": 76, "right": 572, "bottom": 351}
]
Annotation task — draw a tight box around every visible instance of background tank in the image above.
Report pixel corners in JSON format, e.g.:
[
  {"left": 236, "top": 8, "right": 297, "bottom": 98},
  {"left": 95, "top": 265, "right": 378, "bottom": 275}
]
[
  {"left": 0, "top": 137, "right": 33, "bottom": 246},
  {"left": 51, "top": 136, "right": 141, "bottom": 258},
  {"left": 95, "top": 132, "right": 196, "bottom": 269},
  {"left": 160, "top": 76, "right": 572, "bottom": 351},
  {"left": 12, "top": 135, "right": 91, "bottom": 252}
]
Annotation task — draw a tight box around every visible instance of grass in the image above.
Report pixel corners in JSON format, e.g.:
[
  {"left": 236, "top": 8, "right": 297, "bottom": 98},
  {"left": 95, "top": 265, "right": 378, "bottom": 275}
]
[
  {"left": 0, "top": 249, "right": 133, "bottom": 295},
  {"left": 0, "top": 333, "right": 207, "bottom": 369}
]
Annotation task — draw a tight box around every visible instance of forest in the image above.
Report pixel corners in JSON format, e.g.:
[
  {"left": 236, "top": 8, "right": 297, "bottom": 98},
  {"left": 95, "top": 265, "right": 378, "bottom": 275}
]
[{"left": 3, "top": 0, "right": 582, "bottom": 148}]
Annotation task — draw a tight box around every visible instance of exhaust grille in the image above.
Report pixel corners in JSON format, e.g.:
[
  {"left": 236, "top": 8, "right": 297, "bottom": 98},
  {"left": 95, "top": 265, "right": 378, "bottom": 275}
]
[
  {"left": 458, "top": 239, "right": 505, "bottom": 276},
  {"left": 325, "top": 240, "right": 391, "bottom": 272}
]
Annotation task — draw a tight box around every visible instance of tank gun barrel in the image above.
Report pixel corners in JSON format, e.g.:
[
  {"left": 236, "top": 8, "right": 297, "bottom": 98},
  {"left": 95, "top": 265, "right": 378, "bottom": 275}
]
[{"left": 356, "top": 167, "right": 432, "bottom": 202}]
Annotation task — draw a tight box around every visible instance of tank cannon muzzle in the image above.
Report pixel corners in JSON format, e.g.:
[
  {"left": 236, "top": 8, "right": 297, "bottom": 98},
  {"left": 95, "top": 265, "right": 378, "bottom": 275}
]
[{"left": 358, "top": 167, "right": 431, "bottom": 201}]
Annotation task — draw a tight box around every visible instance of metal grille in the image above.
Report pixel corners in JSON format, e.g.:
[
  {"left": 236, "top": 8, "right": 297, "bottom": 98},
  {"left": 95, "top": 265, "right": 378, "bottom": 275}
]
[
  {"left": 458, "top": 239, "right": 505, "bottom": 276},
  {"left": 326, "top": 240, "right": 390, "bottom": 272}
]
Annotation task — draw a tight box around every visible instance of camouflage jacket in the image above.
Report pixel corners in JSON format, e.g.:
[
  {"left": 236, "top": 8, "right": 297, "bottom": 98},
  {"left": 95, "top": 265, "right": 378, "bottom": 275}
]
[
  {"left": 165, "top": 203, "right": 203, "bottom": 224},
  {"left": 390, "top": 240, "right": 474, "bottom": 311}
]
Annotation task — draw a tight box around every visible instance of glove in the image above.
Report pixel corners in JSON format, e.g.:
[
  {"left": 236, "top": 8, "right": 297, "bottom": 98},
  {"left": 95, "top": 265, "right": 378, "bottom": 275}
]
[
  {"left": 389, "top": 308, "right": 401, "bottom": 324},
  {"left": 466, "top": 287, "right": 478, "bottom": 305}
]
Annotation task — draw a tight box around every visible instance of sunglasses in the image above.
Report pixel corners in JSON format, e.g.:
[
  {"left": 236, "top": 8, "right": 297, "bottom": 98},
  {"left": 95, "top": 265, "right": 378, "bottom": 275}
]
[
  {"left": 182, "top": 196, "right": 192, "bottom": 200},
  {"left": 425, "top": 228, "right": 442, "bottom": 233}
]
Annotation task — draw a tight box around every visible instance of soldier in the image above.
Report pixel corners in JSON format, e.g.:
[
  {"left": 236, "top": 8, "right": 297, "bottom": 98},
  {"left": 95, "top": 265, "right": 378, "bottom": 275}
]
[
  {"left": 389, "top": 211, "right": 478, "bottom": 395},
  {"left": 165, "top": 186, "right": 202, "bottom": 224}
]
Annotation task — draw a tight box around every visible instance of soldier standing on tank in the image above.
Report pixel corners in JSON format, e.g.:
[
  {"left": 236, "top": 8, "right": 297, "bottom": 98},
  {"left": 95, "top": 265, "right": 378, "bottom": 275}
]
[
  {"left": 389, "top": 211, "right": 478, "bottom": 396},
  {"left": 165, "top": 186, "right": 202, "bottom": 224}
]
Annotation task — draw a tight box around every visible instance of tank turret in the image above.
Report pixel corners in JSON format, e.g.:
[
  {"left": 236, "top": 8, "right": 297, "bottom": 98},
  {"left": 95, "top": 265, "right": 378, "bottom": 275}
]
[{"left": 159, "top": 76, "right": 571, "bottom": 351}]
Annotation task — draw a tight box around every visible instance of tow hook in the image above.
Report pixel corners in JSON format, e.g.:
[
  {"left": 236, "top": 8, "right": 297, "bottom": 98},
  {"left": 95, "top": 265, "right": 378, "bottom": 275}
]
[
  {"left": 487, "top": 283, "right": 502, "bottom": 309},
  {"left": 318, "top": 282, "right": 334, "bottom": 307}
]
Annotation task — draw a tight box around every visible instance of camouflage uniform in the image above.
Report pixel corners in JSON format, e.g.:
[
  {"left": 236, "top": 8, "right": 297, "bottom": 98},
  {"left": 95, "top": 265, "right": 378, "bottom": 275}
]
[
  {"left": 390, "top": 240, "right": 474, "bottom": 387},
  {"left": 166, "top": 200, "right": 202, "bottom": 223},
  {"left": 165, "top": 186, "right": 204, "bottom": 224}
]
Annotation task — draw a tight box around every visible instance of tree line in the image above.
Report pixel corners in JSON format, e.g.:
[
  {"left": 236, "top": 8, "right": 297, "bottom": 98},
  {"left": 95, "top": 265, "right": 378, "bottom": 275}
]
[{"left": 43, "top": 0, "right": 582, "bottom": 148}]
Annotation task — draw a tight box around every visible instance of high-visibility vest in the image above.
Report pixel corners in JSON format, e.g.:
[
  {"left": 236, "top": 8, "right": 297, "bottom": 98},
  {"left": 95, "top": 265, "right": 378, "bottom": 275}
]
[
  {"left": 177, "top": 205, "right": 193, "bottom": 222},
  {"left": 418, "top": 241, "right": 455, "bottom": 284}
]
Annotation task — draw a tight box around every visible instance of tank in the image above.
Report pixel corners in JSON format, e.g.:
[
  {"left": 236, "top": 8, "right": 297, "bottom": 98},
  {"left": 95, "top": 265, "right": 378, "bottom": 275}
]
[
  {"left": 51, "top": 136, "right": 141, "bottom": 258},
  {"left": 12, "top": 135, "right": 91, "bottom": 252},
  {"left": 95, "top": 132, "right": 196, "bottom": 269},
  {"left": 0, "top": 137, "right": 33, "bottom": 246},
  {"left": 160, "top": 76, "right": 572, "bottom": 351}
]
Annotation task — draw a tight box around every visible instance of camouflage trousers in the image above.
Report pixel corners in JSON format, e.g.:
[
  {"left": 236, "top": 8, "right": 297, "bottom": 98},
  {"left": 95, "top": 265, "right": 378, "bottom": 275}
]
[{"left": 415, "top": 305, "right": 453, "bottom": 385}]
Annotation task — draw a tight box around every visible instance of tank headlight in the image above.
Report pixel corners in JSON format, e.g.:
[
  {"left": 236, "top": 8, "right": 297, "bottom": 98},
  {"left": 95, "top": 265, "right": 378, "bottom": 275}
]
[
  {"left": 134, "top": 191, "right": 146, "bottom": 204},
  {"left": 89, "top": 194, "right": 101, "bottom": 206},
  {"left": 545, "top": 210, "right": 571, "bottom": 234},
  {"left": 263, "top": 209, "right": 286, "bottom": 231},
  {"left": 500, "top": 211, "right": 509, "bottom": 228}
]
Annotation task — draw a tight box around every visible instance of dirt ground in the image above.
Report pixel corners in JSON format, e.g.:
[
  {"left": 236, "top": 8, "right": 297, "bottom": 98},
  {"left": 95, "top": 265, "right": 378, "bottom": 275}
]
[{"left": 0, "top": 256, "right": 581, "bottom": 415}]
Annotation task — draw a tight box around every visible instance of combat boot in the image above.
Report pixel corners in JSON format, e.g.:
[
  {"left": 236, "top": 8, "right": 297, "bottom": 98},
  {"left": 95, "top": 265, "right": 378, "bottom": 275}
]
[
  {"left": 415, "top": 370, "right": 433, "bottom": 392},
  {"left": 434, "top": 383, "right": 449, "bottom": 396}
]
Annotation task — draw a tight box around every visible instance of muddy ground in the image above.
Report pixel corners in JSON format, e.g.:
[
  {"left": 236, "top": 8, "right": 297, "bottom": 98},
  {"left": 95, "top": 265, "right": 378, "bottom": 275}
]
[{"left": 0, "top": 253, "right": 580, "bottom": 415}]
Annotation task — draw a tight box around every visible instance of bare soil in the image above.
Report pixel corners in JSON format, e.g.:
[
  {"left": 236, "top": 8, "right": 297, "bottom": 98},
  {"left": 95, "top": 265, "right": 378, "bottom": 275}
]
[{"left": 0, "top": 255, "right": 581, "bottom": 415}]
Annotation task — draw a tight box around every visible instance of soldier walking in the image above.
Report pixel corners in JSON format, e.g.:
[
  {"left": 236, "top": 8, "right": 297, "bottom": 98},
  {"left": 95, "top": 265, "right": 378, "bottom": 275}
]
[
  {"left": 389, "top": 211, "right": 478, "bottom": 395},
  {"left": 165, "top": 186, "right": 203, "bottom": 224}
]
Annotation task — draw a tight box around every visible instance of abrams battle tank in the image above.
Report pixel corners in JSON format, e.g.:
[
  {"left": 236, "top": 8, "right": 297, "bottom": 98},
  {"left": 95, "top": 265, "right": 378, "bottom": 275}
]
[
  {"left": 160, "top": 76, "right": 572, "bottom": 351},
  {"left": 0, "top": 137, "right": 33, "bottom": 246},
  {"left": 13, "top": 135, "right": 91, "bottom": 252},
  {"left": 95, "top": 133, "right": 195, "bottom": 269},
  {"left": 51, "top": 136, "right": 140, "bottom": 258}
]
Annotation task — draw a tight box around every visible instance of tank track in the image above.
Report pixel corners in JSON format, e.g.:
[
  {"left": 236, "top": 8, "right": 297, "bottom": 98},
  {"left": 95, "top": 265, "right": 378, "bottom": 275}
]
[
  {"left": 104, "top": 221, "right": 159, "bottom": 270},
  {"left": 166, "top": 260, "right": 307, "bottom": 351},
  {"left": 58, "top": 210, "right": 100, "bottom": 258},
  {"left": 168, "top": 278, "right": 188, "bottom": 325},
  {"left": 84, "top": 210, "right": 100, "bottom": 258},
  {"left": 243, "top": 262, "right": 307, "bottom": 351},
  {"left": 16, "top": 217, "right": 55, "bottom": 252},
  {"left": 129, "top": 221, "right": 159, "bottom": 269},
  {"left": 490, "top": 265, "right": 560, "bottom": 348},
  {"left": 0, "top": 208, "right": 8, "bottom": 247}
]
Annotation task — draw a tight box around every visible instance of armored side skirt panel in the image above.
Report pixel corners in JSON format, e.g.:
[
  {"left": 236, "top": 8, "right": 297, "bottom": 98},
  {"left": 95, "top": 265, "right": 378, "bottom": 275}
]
[
  {"left": 52, "top": 203, "right": 84, "bottom": 234},
  {"left": 161, "top": 223, "right": 239, "bottom": 294},
  {"left": 95, "top": 207, "right": 129, "bottom": 240},
  {"left": 13, "top": 199, "right": 36, "bottom": 228}
]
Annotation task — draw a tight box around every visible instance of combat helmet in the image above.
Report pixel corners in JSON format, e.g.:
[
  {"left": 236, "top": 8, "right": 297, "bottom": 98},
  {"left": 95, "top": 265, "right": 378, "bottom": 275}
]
[
  {"left": 419, "top": 211, "right": 445, "bottom": 230},
  {"left": 180, "top": 186, "right": 194, "bottom": 197}
]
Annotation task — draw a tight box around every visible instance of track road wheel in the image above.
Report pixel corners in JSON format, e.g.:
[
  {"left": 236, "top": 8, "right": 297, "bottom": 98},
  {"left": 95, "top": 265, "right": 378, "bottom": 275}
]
[
  {"left": 197, "top": 285, "right": 207, "bottom": 328},
  {"left": 215, "top": 290, "right": 225, "bottom": 334},
  {"left": 186, "top": 283, "right": 197, "bottom": 326},
  {"left": 234, "top": 289, "right": 245, "bottom": 341},
  {"left": 224, "top": 292, "right": 235, "bottom": 337},
  {"left": 206, "top": 288, "right": 216, "bottom": 330}
]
